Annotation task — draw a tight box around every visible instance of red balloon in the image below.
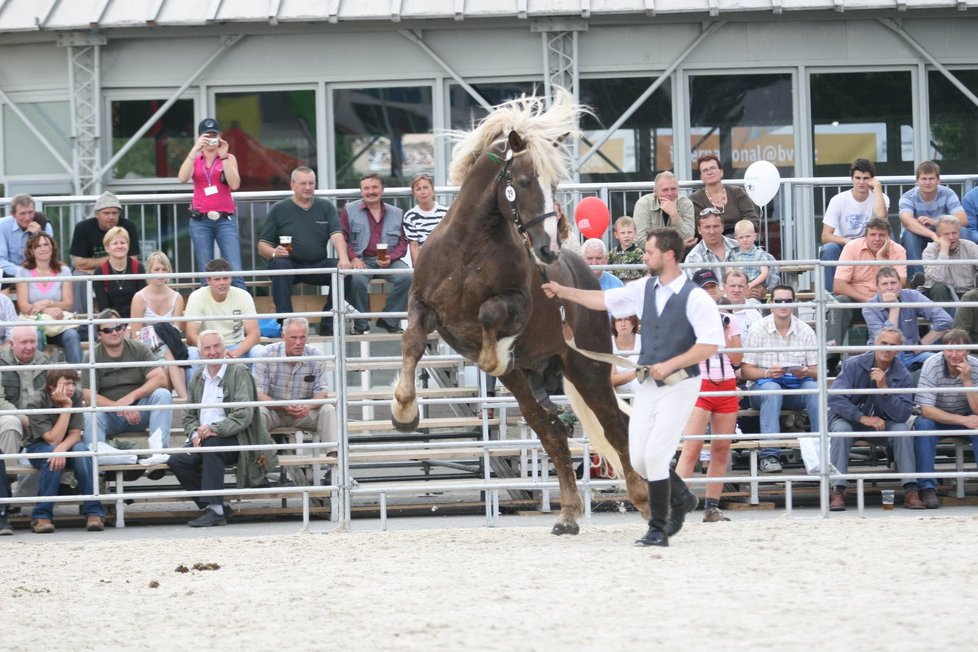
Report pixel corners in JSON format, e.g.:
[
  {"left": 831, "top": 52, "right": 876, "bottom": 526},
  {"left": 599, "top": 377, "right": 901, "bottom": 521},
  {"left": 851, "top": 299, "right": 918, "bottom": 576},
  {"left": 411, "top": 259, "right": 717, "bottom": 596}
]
[{"left": 574, "top": 197, "right": 610, "bottom": 239}]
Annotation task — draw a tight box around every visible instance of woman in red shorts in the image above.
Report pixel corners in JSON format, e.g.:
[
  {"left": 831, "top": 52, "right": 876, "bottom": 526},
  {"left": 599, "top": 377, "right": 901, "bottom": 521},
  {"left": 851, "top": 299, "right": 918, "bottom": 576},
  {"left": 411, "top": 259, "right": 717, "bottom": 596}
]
[{"left": 674, "top": 295, "right": 742, "bottom": 523}]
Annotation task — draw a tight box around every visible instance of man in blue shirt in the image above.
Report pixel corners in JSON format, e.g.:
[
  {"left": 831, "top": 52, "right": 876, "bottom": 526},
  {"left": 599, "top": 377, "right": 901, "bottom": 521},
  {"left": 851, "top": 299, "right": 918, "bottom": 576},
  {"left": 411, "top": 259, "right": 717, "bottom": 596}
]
[
  {"left": 827, "top": 326, "right": 924, "bottom": 510},
  {"left": 898, "top": 160, "right": 967, "bottom": 278},
  {"left": 0, "top": 193, "right": 53, "bottom": 279},
  {"left": 582, "top": 238, "right": 624, "bottom": 291},
  {"left": 862, "top": 266, "right": 952, "bottom": 371}
]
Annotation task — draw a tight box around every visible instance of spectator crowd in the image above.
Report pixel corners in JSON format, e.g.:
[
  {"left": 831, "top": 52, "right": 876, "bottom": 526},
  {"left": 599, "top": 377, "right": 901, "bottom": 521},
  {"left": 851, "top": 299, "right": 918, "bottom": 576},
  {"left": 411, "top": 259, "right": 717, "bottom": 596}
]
[{"left": 2, "top": 143, "right": 978, "bottom": 535}]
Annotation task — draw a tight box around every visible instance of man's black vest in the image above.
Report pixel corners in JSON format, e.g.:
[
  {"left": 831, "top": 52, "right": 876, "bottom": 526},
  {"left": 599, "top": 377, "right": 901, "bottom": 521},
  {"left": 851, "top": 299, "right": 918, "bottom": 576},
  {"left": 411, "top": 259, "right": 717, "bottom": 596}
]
[{"left": 638, "top": 277, "right": 700, "bottom": 379}]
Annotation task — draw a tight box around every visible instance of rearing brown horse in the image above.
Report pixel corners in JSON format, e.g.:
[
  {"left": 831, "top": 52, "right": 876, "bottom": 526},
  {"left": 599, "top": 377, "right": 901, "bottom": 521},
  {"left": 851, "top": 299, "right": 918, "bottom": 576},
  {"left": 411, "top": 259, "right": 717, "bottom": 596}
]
[{"left": 391, "top": 91, "right": 649, "bottom": 535}]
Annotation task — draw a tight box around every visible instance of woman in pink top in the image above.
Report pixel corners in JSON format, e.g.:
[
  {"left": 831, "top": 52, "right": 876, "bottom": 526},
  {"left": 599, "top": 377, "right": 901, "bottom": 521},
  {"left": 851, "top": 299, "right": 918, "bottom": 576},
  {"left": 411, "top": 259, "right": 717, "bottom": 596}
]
[
  {"left": 674, "top": 296, "right": 743, "bottom": 524},
  {"left": 177, "top": 117, "right": 246, "bottom": 290}
]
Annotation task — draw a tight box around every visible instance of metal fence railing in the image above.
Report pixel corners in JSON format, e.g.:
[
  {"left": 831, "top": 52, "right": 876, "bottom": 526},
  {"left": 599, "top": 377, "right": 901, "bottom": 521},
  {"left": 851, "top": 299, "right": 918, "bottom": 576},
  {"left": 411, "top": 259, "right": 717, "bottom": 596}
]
[{"left": 2, "top": 238, "right": 978, "bottom": 528}]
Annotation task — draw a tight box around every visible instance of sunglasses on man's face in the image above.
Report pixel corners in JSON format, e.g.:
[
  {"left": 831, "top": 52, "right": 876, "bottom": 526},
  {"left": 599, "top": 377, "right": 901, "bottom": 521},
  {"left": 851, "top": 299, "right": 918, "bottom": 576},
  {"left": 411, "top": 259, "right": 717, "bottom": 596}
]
[
  {"left": 771, "top": 298, "right": 794, "bottom": 304},
  {"left": 99, "top": 325, "right": 125, "bottom": 334}
]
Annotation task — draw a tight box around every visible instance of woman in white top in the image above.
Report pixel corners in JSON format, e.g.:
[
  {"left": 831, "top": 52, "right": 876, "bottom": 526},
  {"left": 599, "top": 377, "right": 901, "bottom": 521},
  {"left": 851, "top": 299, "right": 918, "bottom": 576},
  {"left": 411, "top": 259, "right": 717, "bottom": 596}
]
[
  {"left": 610, "top": 315, "right": 640, "bottom": 398},
  {"left": 130, "top": 251, "right": 187, "bottom": 398}
]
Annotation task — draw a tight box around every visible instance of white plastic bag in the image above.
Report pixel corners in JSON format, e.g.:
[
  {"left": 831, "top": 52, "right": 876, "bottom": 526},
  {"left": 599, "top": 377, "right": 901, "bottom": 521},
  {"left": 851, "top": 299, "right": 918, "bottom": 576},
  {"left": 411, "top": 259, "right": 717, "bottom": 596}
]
[
  {"left": 94, "top": 441, "right": 138, "bottom": 466},
  {"left": 798, "top": 435, "right": 838, "bottom": 475}
]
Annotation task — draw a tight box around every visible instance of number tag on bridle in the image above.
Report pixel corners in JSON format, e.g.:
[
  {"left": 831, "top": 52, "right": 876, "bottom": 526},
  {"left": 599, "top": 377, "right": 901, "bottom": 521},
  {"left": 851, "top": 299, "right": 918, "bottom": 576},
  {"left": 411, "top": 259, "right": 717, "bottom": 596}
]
[{"left": 505, "top": 185, "right": 516, "bottom": 202}]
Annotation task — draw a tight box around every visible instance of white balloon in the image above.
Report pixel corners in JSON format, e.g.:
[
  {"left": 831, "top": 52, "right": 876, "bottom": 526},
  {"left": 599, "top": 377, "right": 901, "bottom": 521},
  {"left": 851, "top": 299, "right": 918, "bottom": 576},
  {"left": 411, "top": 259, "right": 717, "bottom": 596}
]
[{"left": 743, "top": 160, "right": 781, "bottom": 206}]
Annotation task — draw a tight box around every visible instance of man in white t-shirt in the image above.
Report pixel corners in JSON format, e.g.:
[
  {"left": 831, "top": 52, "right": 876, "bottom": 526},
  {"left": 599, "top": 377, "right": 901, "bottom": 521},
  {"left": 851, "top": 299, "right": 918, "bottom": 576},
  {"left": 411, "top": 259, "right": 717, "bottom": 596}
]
[
  {"left": 819, "top": 158, "right": 890, "bottom": 293},
  {"left": 185, "top": 258, "right": 265, "bottom": 366}
]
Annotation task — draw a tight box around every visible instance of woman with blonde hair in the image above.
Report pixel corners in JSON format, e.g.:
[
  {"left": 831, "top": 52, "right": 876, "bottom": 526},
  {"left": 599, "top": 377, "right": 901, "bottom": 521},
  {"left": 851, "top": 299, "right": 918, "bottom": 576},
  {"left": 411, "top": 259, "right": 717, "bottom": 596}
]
[
  {"left": 130, "top": 251, "right": 187, "bottom": 398},
  {"left": 92, "top": 226, "right": 146, "bottom": 318},
  {"left": 402, "top": 173, "right": 449, "bottom": 264}
]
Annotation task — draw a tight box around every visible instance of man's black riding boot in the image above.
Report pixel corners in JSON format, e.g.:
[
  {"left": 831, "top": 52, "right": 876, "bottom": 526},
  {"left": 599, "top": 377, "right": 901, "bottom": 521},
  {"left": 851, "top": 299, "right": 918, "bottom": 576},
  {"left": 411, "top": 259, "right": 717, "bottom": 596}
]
[
  {"left": 665, "top": 468, "right": 698, "bottom": 537},
  {"left": 636, "top": 479, "right": 671, "bottom": 547}
]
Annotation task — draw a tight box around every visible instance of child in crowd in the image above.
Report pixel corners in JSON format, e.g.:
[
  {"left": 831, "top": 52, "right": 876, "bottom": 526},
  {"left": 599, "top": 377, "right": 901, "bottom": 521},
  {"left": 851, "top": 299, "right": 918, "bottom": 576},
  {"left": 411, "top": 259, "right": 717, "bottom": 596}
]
[
  {"left": 608, "top": 216, "right": 644, "bottom": 281},
  {"left": 731, "top": 219, "right": 770, "bottom": 294}
]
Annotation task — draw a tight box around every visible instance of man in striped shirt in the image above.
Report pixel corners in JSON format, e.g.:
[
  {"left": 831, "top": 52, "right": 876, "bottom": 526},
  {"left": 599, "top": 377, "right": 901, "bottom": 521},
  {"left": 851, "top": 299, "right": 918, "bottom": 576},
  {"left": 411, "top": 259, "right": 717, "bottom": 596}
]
[{"left": 912, "top": 328, "right": 978, "bottom": 508}]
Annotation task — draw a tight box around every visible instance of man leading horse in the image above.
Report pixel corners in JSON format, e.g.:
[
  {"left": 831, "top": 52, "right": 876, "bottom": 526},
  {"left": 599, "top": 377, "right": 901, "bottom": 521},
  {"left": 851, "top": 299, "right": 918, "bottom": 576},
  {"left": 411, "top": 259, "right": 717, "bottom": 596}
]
[
  {"left": 544, "top": 226, "right": 723, "bottom": 546},
  {"left": 392, "top": 91, "right": 708, "bottom": 545}
]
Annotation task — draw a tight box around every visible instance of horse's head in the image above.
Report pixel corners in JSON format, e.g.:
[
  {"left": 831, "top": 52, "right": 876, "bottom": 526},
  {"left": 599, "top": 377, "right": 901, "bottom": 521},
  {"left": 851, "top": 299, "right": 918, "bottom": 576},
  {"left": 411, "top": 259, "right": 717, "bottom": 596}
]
[{"left": 494, "top": 130, "right": 561, "bottom": 265}]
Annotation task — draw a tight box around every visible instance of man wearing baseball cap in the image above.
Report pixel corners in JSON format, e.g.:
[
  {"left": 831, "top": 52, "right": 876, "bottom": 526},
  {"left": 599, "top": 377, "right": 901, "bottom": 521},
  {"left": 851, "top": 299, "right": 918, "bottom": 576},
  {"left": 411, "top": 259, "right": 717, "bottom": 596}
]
[
  {"left": 68, "top": 191, "right": 141, "bottom": 313},
  {"left": 178, "top": 117, "right": 245, "bottom": 290}
]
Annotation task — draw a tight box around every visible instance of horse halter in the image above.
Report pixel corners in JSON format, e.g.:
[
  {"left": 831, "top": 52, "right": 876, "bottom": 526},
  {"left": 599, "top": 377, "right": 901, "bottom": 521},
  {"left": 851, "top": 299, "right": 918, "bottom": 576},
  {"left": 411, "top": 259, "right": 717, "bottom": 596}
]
[{"left": 489, "top": 148, "right": 557, "bottom": 237}]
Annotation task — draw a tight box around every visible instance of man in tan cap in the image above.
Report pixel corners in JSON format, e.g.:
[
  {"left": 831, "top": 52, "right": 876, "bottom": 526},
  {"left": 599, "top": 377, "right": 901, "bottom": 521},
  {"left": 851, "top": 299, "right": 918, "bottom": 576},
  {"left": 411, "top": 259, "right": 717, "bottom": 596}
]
[{"left": 68, "top": 191, "right": 141, "bottom": 313}]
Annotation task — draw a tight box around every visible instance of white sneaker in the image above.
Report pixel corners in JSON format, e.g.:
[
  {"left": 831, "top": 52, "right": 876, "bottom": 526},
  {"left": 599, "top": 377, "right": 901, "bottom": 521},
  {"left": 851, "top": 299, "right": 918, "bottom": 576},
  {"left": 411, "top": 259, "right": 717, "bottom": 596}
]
[{"left": 759, "top": 456, "right": 783, "bottom": 473}]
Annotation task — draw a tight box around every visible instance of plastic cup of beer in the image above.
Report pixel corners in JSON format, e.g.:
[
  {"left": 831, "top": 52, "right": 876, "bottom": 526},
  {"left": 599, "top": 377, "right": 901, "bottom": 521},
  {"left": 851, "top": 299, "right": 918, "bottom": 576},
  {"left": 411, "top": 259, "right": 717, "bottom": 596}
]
[
  {"left": 279, "top": 235, "right": 292, "bottom": 254},
  {"left": 881, "top": 489, "right": 895, "bottom": 511},
  {"left": 376, "top": 243, "right": 389, "bottom": 264}
]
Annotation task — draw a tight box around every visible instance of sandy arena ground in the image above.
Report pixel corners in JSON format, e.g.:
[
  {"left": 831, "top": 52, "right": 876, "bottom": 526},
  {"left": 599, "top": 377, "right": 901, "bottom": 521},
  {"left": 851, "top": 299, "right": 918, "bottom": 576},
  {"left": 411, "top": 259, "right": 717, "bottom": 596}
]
[{"left": 4, "top": 511, "right": 977, "bottom": 650}]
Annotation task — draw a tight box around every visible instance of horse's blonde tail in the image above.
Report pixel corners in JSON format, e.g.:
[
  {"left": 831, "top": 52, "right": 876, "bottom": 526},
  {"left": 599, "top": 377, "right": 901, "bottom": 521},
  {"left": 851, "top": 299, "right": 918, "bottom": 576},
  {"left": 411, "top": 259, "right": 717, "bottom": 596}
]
[{"left": 563, "top": 378, "right": 624, "bottom": 479}]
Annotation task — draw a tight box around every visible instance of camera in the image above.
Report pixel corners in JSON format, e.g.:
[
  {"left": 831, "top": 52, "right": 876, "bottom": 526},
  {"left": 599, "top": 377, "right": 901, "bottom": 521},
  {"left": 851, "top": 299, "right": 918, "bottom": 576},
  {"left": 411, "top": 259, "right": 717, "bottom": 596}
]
[
  {"left": 209, "top": 138, "right": 219, "bottom": 146},
  {"left": 721, "top": 314, "right": 731, "bottom": 327}
]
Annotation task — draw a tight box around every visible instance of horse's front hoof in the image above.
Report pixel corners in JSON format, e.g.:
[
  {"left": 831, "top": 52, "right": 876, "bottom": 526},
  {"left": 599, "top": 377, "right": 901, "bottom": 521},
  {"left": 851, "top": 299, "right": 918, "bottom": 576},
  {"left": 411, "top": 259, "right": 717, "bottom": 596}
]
[
  {"left": 551, "top": 521, "right": 580, "bottom": 536},
  {"left": 391, "top": 412, "right": 420, "bottom": 433}
]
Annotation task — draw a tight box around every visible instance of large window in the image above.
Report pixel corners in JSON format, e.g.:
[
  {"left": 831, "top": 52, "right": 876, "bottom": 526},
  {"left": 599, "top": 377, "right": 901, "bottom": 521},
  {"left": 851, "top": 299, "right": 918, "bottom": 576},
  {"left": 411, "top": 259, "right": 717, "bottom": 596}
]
[
  {"left": 110, "top": 99, "right": 194, "bottom": 181},
  {"left": 215, "top": 90, "right": 316, "bottom": 191},
  {"left": 578, "top": 76, "right": 672, "bottom": 185},
  {"left": 689, "top": 73, "right": 794, "bottom": 257},
  {"left": 689, "top": 72, "right": 795, "bottom": 178},
  {"left": 333, "top": 86, "right": 433, "bottom": 190},
  {"left": 449, "top": 81, "right": 541, "bottom": 130},
  {"left": 810, "top": 71, "right": 914, "bottom": 178},
  {"left": 929, "top": 69, "right": 978, "bottom": 174}
]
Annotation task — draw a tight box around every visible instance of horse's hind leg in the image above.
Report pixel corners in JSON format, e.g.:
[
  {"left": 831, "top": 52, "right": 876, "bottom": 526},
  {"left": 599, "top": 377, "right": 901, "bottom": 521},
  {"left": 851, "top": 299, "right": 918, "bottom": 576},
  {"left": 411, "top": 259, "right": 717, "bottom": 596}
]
[
  {"left": 561, "top": 352, "right": 650, "bottom": 521},
  {"left": 391, "top": 299, "right": 435, "bottom": 432},
  {"left": 499, "top": 369, "right": 583, "bottom": 535}
]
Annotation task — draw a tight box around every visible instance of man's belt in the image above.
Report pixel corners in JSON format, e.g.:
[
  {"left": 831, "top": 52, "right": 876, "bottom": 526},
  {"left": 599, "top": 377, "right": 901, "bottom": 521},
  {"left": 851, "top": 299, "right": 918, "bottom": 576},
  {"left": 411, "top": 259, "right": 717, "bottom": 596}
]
[{"left": 189, "top": 209, "right": 234, "bottom": 221}]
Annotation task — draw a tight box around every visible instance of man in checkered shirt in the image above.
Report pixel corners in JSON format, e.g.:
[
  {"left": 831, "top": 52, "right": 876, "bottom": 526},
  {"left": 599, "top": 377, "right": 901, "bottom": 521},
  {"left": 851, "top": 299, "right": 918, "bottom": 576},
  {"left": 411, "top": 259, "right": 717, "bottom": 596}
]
[{"left": 253, "top": 317, "right": 337, "bottom": 457}]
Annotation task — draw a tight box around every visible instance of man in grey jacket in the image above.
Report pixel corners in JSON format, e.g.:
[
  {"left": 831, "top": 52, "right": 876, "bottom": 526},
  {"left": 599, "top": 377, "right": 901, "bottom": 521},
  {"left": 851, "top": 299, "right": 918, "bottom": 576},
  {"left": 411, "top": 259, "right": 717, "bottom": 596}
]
[{"left": 168, "top": 330, "right": 278, "bottom": 527}]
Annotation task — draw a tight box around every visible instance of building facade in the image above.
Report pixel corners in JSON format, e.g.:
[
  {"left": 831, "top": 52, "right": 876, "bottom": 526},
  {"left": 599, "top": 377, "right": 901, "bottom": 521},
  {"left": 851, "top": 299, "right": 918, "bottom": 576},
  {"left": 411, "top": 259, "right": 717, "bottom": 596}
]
[{"left": 0, "top": 1, "right": 975, "bottom": 203}]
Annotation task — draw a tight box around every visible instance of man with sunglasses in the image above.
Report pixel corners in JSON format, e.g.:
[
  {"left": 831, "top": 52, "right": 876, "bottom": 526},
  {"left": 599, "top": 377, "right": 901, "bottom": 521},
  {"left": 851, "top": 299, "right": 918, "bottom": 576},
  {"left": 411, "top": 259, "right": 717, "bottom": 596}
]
[
  {"left": 741, "top": 285, "right": 821, "bottom": 473},
  {"left": 81, "top": 309, "right": 173, "bottom": 449},
  {"left": 633, "top": 171, "right": 696, "bottom": 249}
]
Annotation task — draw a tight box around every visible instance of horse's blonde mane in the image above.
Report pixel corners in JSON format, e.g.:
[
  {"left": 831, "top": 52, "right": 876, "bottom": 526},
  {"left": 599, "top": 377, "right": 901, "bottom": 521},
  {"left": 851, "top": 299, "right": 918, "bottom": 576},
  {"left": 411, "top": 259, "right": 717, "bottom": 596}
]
[{"left": 448, "top": 89, "right": 586, "bottom": 189}]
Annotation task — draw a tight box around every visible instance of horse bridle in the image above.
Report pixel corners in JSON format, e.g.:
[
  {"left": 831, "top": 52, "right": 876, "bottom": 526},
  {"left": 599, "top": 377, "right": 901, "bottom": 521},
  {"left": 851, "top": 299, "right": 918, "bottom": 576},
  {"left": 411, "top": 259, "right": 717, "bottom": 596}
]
[{"left": 489, "top": 148, "right": 557, "bottom": 239}]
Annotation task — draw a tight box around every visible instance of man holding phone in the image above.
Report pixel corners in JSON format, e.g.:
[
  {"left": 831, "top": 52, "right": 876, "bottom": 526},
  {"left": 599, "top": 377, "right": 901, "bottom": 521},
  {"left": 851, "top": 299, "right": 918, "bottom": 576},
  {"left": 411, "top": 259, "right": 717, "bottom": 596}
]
[{"left": 741, "top": 285, "right": 821, "bottom": 473}]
